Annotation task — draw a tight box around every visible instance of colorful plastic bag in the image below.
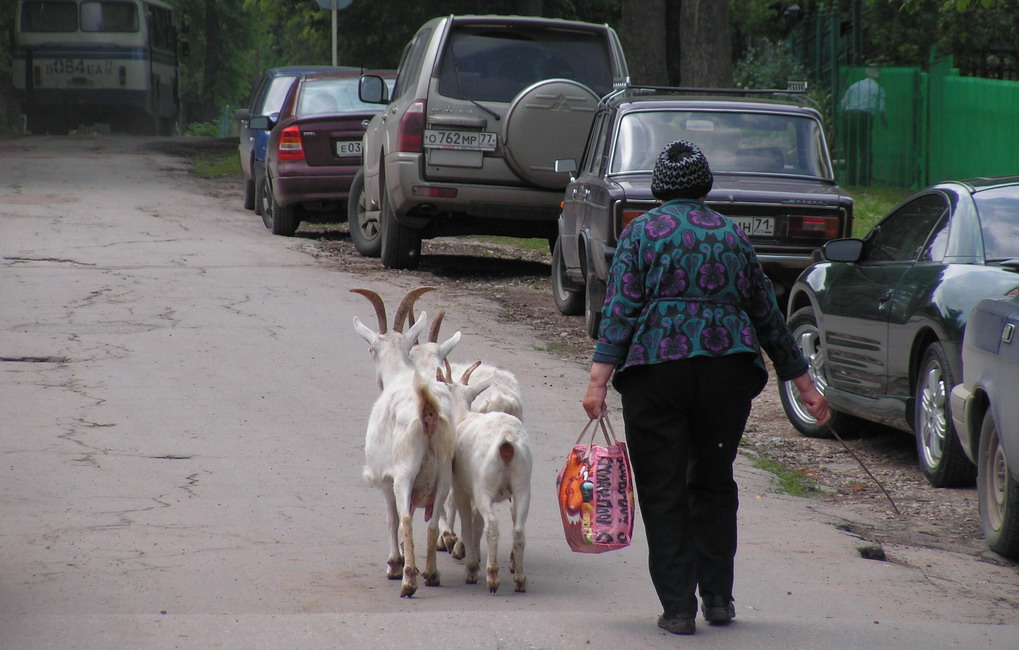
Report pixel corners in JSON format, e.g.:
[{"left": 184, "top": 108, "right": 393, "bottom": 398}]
[{"left": 556, "top": 414, "right": 635, "bottom": 553}]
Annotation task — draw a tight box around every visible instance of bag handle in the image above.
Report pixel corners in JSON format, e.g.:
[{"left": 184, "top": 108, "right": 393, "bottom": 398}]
[{"left": 574, "top": 412, "right": 619, "bottom": 447}]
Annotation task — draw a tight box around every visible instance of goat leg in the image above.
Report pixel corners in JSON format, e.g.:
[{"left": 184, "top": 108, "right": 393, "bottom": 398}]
[{"left": 399, "top": 512, "right": 419, "bottom": 597}]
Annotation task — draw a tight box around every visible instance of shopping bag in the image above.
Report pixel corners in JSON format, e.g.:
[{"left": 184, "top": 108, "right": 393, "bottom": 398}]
[{"left": 555, "top": 414, "right": 635, "bottom": 553}]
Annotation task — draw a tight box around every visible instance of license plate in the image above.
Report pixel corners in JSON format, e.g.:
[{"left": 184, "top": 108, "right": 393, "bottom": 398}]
[
  {"left": 423, "top": 129, "right": 497, "bottom": 152},
  {"left": 335, "top": 140, "right": 362, "bottom": 157},
  {"left": 732, "top": 216, "right": 775, "bottom": 236}
]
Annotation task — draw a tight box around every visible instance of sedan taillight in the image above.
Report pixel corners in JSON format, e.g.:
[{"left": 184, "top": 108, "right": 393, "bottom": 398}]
[
  {"left": 278, "top": 126, "right": 305, "bottom": 161},
  {"left": 398, "top": 100, "right": 425, "bottom": 153},
  {"left": 788, "top": 215, "right": 841, "bottom": 239}
]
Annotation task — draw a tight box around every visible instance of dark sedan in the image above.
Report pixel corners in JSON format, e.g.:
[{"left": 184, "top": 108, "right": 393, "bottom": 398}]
[
  {"left": 553, "top": 89, "right": 852, "bottom": 337},
  {"left": 951, "top": 293, "right": 1019, "bottom": 559},
  {"left": 249, "top": 70, "right": 394, "bottom": 236},
  {"left": 781, "top": 177, "right": 1019, "bottom": 487}
]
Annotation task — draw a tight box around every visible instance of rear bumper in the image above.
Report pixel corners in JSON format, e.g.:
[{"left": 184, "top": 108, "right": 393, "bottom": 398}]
[
  {"left": 273, "top": 164, "right": 357, "bottom": 206},
  {"left": 385, "top": 152, "right": 563, "bottom": 223}
]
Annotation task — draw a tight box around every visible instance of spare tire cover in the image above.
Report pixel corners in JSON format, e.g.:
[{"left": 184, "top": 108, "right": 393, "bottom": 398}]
[{"left": 503, "top": 79, "right": 599, "bottom": 190}]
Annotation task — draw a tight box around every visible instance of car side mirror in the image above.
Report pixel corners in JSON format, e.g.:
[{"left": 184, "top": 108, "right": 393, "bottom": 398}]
[
  {"left": 248, "top": 115, "right": 274, "bottom": 131},
  {"left": 822, "top": 238, "right": 864, "bottom": 263},
  {"left": 359, "top": 75, "right": 389, "bottom": 104},
  {"left": 554, "top": 158, "right": 577, "bottom": 180}
]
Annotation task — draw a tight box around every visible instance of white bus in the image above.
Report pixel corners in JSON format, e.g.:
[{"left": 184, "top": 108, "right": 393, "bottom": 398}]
[{"left": 13, "top": 0, "right": 181, "bottom": 134}]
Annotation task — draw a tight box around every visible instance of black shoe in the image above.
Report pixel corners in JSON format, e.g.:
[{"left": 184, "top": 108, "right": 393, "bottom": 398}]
[
  {"left": 657, "top": 613, "right": 696, "bottom": 635},
  {"left": 701, "top": 596, "right": 735, "bottom": 625}
]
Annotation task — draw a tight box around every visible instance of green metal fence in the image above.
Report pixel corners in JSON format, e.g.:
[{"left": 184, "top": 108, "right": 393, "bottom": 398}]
[{"left": 836, "top": 59, "right": 1019, "bottom": 189}]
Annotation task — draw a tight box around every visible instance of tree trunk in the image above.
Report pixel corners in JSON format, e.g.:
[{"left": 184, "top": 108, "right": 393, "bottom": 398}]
[
  {"left": 678, "top": 0, "right": 733, "bottom": 88},
  {"left": 200, "top": 2, "right": 223, "bottom": 121},
  {"left": 621, "top": 0, "right": 669, "bottom": 86}
]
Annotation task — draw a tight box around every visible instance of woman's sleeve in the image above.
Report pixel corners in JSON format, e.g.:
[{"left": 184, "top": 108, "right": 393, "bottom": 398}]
[
  {"left": 592, "top": 222, "right": 645, "bottom": 365},
  {"left": 743, "top": 243, "right": 808, "bottom": 381}
]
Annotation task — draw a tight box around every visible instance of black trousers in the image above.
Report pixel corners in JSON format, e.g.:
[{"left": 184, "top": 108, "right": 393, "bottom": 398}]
[
  {"left": 615, "top": 355, "right": 763, "bottom": 617},
  {"left": 842, "top": 109, "right": 874, "bottom": 186}
]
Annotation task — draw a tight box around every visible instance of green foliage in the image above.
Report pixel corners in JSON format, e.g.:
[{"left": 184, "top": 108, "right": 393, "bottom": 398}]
[
  {"left": 845, "top": 185, "right": 913, "bottom": 236},
  {"left": 182, "top": 120, "right": 221, "bottom": 137}
]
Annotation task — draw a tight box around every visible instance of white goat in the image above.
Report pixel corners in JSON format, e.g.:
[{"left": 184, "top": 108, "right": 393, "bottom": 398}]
[
  {"left": 351, "top": 287, "right": 456, "bottom": 598},
  {"left": 408, "top": 311, "right": 524, "bottom": 556},
  {"left": 440, "top": 361, "right": 532, "bottom": 593}
]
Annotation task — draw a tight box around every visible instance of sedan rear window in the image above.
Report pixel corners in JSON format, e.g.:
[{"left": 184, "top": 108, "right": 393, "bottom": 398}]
[
  {"left": 974, "top": 187, "right": 1019, "bottom": 260},
  {"left": 610, "top": 110, "right": 831, "bottom": 179},
  {"left": 437, "top": 26, "right": 613, "bottom": 103},
  {"left": 297, "top": 78, "right": 393, "bottom": 116}
]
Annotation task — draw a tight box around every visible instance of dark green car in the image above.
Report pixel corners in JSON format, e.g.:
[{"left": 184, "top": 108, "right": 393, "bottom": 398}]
[{"left": 781, "top": 177, "right": 1019, "bottom": 487}]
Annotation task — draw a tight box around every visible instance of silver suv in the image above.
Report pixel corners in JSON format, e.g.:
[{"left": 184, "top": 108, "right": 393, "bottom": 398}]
[{"left": 350, "top": 15, "right": 629, "bottom": 269}]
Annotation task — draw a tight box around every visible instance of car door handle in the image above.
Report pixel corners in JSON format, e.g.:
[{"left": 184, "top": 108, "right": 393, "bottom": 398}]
[
  {"left": 571, "top": 188, "right": 578, "bottom": 200},
  {"left": 877, "top": 289, "right": 894, "bottom": 308},
  {"left": 1004, "top": 323, "right": 1015, "bottom": 344}
]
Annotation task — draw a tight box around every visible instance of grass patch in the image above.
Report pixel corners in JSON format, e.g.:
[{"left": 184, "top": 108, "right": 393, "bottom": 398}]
[
  {"left": 191, "top": 148, "right": 240, "bottom": 178},
  {"left": 744, "top": 451, "right": 820, "bottom": 498},
  {"left": 844, "top": 184, "right": 913, "bottom": 237},
  {"left": 475, "top": 236, "right": 550, "bottom": 254}
]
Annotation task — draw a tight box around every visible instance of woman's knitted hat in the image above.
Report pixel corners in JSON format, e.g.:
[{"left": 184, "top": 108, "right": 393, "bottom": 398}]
[{"left": 650, "top": 140, "right": 714, "bottom": 200}]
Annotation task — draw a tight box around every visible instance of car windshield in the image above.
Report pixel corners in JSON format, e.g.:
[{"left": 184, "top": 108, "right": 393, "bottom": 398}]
[
  {"left": 610, "top": 109, "right": 832, "bottom": 178},
  {"left": 974, "top": 186, "right": 1019, "bottom": 260},
  {"left": 20, "top": 1, "right": 77, "bottom": 32},
  {"left": 437, "top": 25, "right": 614, "bottom": 103},
  {"left": 297, "top": 77, "right": 392, "bottom": 116}
]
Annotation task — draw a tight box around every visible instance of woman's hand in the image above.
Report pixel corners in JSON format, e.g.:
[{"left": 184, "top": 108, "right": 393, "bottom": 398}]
[
  {"left": 792, "top": 373, "right": 830, "bottom": 425},
  {"left": 583, "top": 362, "right": 614, "bottom": 419}
]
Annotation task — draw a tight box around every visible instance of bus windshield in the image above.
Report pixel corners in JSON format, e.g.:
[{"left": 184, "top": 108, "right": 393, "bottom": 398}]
[
  {"left": 20, "top": 1, "right": 77, "bottom": 32},
  {"left": 81, "top": 2, "right": 138, "bottom": 33},
  {"left": 20, "top": 1, "right": 140, "bottom": 33}
]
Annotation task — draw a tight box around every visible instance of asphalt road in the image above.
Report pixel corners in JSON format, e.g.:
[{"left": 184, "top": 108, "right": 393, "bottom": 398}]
[{"left": 1, "top": 135, "right": 1016, "bottom": 649}]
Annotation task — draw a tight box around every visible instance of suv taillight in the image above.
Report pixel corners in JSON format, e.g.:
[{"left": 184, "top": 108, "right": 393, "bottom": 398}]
[
  {"left": 788, "top": 215, "right": 841, "bottom": 239},
  {"left": 398, "top": 100, "right": 425, "bottom": 153},
  {"left": 278, "top": 126, "right": 305, "bottom": 161}
]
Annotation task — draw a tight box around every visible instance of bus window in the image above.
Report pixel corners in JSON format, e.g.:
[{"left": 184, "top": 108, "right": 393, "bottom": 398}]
[
  {"left": 81, "top": 1, "right": 139, "bottom": 33},
  {"left": 20, "top": 1, "right": 78, "bottom": 32}
]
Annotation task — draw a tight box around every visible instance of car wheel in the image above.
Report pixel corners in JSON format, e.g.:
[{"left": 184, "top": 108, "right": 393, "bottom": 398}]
[
  {"left": 265, "top": 177, "right": 300, "bottom": 237},
  {"left": 584, "top": 276, "right": 605, "bottom": 339},
  {"left": 348, "top": 169, "right": 381, "bottom": 258},
  {"left": 243, "top": 176, "right": 255, "bottom": 211},
  {"left": 379, "top": 182, "right": 421, "bottom": 270},
  {"left": 978, "top": 409, "right": 1019, "bottom": 559},
  {"left": 552, "top": 238, "right": 583, "bottom": 316},
  {"left": 778, "top": 307, "right": 863, "bottom": 438},
  {"left": 254, "top": 164, "right": 268, "bottom": 218},
  {"left": 915, "top": 342, "right": 976, "bottom": 487}
]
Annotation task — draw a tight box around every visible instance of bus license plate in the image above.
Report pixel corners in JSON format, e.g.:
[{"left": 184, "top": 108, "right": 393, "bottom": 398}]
[
  {"left": 423, "top": 129, "right": 497, "bottom": 152},
  {"left": 732, "top": 216, "right": 774, "bottom": 236},
  {"left": 335, "top": 140, "right": 362, "bottom": 157}
]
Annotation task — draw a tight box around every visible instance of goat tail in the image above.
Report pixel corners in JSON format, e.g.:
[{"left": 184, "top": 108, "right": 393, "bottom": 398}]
[{"left": 413, "top": 373, "right": 454, "bottom": 458}]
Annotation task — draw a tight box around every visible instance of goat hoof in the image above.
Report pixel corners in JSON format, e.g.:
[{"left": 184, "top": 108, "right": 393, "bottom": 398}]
[
  {"left": 487, "top": 568, "right": 500, "bottom": 593},
  {"left": 514, "top": 577, "right": 527, "bottom": 593},
  {"left": 400, "top": 584, "right": 417, "bottom": 598},
  {"left": 441, "top": 532, "right": 458, "bottom": 553},
  {"left": 424, "top": 571, "right": 440, "bottom": 587},
  {"left": 451, "top": 541, "right": 466, "bottom": 560}
]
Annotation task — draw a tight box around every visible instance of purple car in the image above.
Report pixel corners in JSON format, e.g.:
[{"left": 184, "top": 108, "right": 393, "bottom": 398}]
[{"left": 249, "top": 70, "right": 395, "bottom": 236}]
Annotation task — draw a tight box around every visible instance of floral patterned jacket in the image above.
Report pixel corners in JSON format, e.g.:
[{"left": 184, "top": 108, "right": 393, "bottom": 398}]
[{"left": 592, "top": 198, "right": 808, "bottom": 386}]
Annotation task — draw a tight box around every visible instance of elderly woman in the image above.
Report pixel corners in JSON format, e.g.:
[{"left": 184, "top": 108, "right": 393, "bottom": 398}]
[{"left": 582, "top": 140, "right": 830, "bottom": 636}]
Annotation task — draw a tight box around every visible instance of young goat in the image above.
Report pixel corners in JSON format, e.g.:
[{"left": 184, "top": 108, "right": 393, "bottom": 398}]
[
  {"left": 351, "top": 287, "right": 456, "bottom": 597},
  {"left": 440, "top": 361, "right": 532, "bottom": 593},
  {"left": 409, "top": 311, "right": 524, "bottom": 556}
]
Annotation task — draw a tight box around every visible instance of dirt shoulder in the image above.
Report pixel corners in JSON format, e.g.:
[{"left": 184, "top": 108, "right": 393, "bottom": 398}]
[{"left": 187, "top": 160, "right": 1015, "bottom": 571}]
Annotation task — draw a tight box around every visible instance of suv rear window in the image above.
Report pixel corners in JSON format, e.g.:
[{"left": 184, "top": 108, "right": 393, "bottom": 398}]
[
  {"left": 437, "top": 25, "right": 613, "bottom": 103},
  {"left": 610, "top": 109, "right": 831, "bottom": 178}
]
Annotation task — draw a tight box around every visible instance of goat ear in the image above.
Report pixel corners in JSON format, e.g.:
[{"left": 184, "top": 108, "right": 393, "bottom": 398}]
[
  {"left": 402, "top": 311, "right": 429, "bottom": 352},
  {"left": 352, "top": 316, "right": 378, "bottom": 343},
  {"left": 438, "top": 331, "right": 462, "bottom": 359}
]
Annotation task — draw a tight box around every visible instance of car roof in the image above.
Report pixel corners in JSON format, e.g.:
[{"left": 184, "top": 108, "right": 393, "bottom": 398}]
[{"left": 602, "top": 87, "right": 820, "bottom": 115}]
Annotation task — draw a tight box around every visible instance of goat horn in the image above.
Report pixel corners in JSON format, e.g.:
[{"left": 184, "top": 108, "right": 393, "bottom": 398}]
[
  {"left": 349, "top": 288, "right": 387, "bottom": 334},
  {"left": 428, "top": 310, "right": 446, "bottom": 343},
  {"left": 461, "top": 360, "right": 483, "bottom": 385},
  {"left": 443, "top": 358, "right": 454, "bottom": 384},
  {"left": 393, "top": 286, "right": 436, "bottom": 333}
]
